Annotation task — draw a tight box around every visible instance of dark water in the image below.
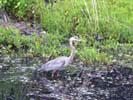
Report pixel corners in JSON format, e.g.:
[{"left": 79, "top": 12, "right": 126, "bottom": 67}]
[{"left": 0, "top": 54, "right": 41, "bottom": 100}]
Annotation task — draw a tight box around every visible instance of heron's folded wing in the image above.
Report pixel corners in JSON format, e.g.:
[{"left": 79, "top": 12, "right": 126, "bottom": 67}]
[{"left": 38, "top": 58, "right": 66, "bottom": 72}]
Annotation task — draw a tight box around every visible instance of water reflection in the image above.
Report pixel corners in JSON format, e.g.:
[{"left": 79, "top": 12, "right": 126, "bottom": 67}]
[
  {"left": 0, "top": 54, "right": 41, "bottom": 100},
  {"left": 0, "top": 54, "right": 133, "bottom": 100}
]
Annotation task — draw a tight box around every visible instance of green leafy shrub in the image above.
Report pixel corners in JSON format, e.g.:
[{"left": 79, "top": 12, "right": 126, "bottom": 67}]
[
  {"left": 0, "top": 27, "right": 64, "bottom": 57},
  {"left": 79, "top": 47, "right": 108, "bottom": 65},
  {"left": 1, "top": 0, "right": 44, "bottom": 21}
]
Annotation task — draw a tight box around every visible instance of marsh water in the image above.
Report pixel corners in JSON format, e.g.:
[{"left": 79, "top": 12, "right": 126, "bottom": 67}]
[
  {"left": 0, "top": 54, "right": 41, "bottom": 100},
  {"left": 0, "top": 54, "right": 133, "bottom": 100}
]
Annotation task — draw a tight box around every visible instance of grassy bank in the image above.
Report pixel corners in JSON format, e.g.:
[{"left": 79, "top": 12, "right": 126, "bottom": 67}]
[{"left": 0, "top": 0, "right": 133, "bottom": 65}]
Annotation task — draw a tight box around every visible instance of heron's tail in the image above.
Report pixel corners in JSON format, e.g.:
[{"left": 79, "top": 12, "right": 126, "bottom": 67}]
[
  {"left": 31, "top": 66, "right": 42, "bottom": 80},
  {"left": 36, "top": 64, "right": 47, "bottom": 72},
  {"left": 36, "top": 66, "right": 43, "bottom": 72}
]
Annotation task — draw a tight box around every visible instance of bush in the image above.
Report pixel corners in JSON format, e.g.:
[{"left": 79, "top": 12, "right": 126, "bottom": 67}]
[{"left": 1, "top": 0, "right": 44, "bottom": 21}]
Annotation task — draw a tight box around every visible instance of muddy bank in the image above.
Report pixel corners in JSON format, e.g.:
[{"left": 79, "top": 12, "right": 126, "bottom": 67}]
[
  {"left": 1, "top": 58, "right": 133, "bottom": 100},
  {"left": 28, "top": 64, "right": 133, "bottom": 100}
]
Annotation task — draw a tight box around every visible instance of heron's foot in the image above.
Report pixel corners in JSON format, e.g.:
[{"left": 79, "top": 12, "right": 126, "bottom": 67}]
[{"left": 51, "top": 70, "right": 60, "bottom": 79}]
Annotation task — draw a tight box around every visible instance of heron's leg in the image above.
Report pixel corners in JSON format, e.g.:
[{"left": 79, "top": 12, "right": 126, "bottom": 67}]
[
  {"left": 56, "top": 70, "right": 60, "bottom": 77},
  {"left": 51, "top": 70, "right": 60, "bottom": 79},
  {"left": 52, "top": 70, "right": 57, "bottom": 78}
]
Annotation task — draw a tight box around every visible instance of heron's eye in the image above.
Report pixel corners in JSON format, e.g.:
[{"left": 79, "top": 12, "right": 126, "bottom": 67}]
[{"left": 74, "top": 36, "right": 79, "bottom": 39}]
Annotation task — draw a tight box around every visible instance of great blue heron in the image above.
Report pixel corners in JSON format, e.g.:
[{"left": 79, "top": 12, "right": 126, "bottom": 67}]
[{"left": 37, "top": 36, "right": 82, "bottom": 77}]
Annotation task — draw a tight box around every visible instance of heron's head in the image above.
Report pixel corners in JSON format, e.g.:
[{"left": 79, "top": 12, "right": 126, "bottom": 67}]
[{"left": 69, "top": 36, "right": 81, "bottom": 42}]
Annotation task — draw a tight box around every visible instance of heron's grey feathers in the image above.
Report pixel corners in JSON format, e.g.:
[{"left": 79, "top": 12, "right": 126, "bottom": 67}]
[
  {"left": 38, "top": 56, "right": 69, "bottom": 72},
  {"left": 37, "top": 36, "right": 81, "bottom": 72}
]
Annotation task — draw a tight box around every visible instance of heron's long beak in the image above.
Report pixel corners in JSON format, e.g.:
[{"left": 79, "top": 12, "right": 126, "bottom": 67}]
[{"left": 78, "top": 39, "right": 85, "bottom": 42}]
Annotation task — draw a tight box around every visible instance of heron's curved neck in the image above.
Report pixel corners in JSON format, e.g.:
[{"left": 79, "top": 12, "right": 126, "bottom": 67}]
[{"left": 69, "top": 40, "right": 75, "bottom": 63}]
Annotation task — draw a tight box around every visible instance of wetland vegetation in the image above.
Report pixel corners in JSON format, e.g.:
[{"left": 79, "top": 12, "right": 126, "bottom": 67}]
[{"left": 0, "top": 0, "right": 133, "bottom": 100}]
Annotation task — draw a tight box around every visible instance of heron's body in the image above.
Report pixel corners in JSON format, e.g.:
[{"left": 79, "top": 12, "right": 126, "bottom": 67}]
[
  {"left": 38, "top": 56, "right": 69, "bottom": 72},
  {"left": 37, "top": 36, "right": 82, "bottom": 74}
]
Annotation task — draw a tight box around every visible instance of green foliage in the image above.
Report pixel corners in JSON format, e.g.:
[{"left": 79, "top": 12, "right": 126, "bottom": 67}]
[
  {"left": 80, "top": 47, "right": 108, "bottom": 64},
  {"left": 0, "top": 0, "right": 133, "bottom": 65},
  {"left": 1, "top": 0, "right": 44, "bottom": 21},
  {"left": 1, "top": 0, "right": 133, "bottom": 41},
  {"left": 0, "top": 26, "right": 34, "bottom": 52},
  {"left": 0, "top": 27, "right": 64, "bottom": 57},
  {"left": 41, "top": 0, "right": 84, "bottom": 35}
]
